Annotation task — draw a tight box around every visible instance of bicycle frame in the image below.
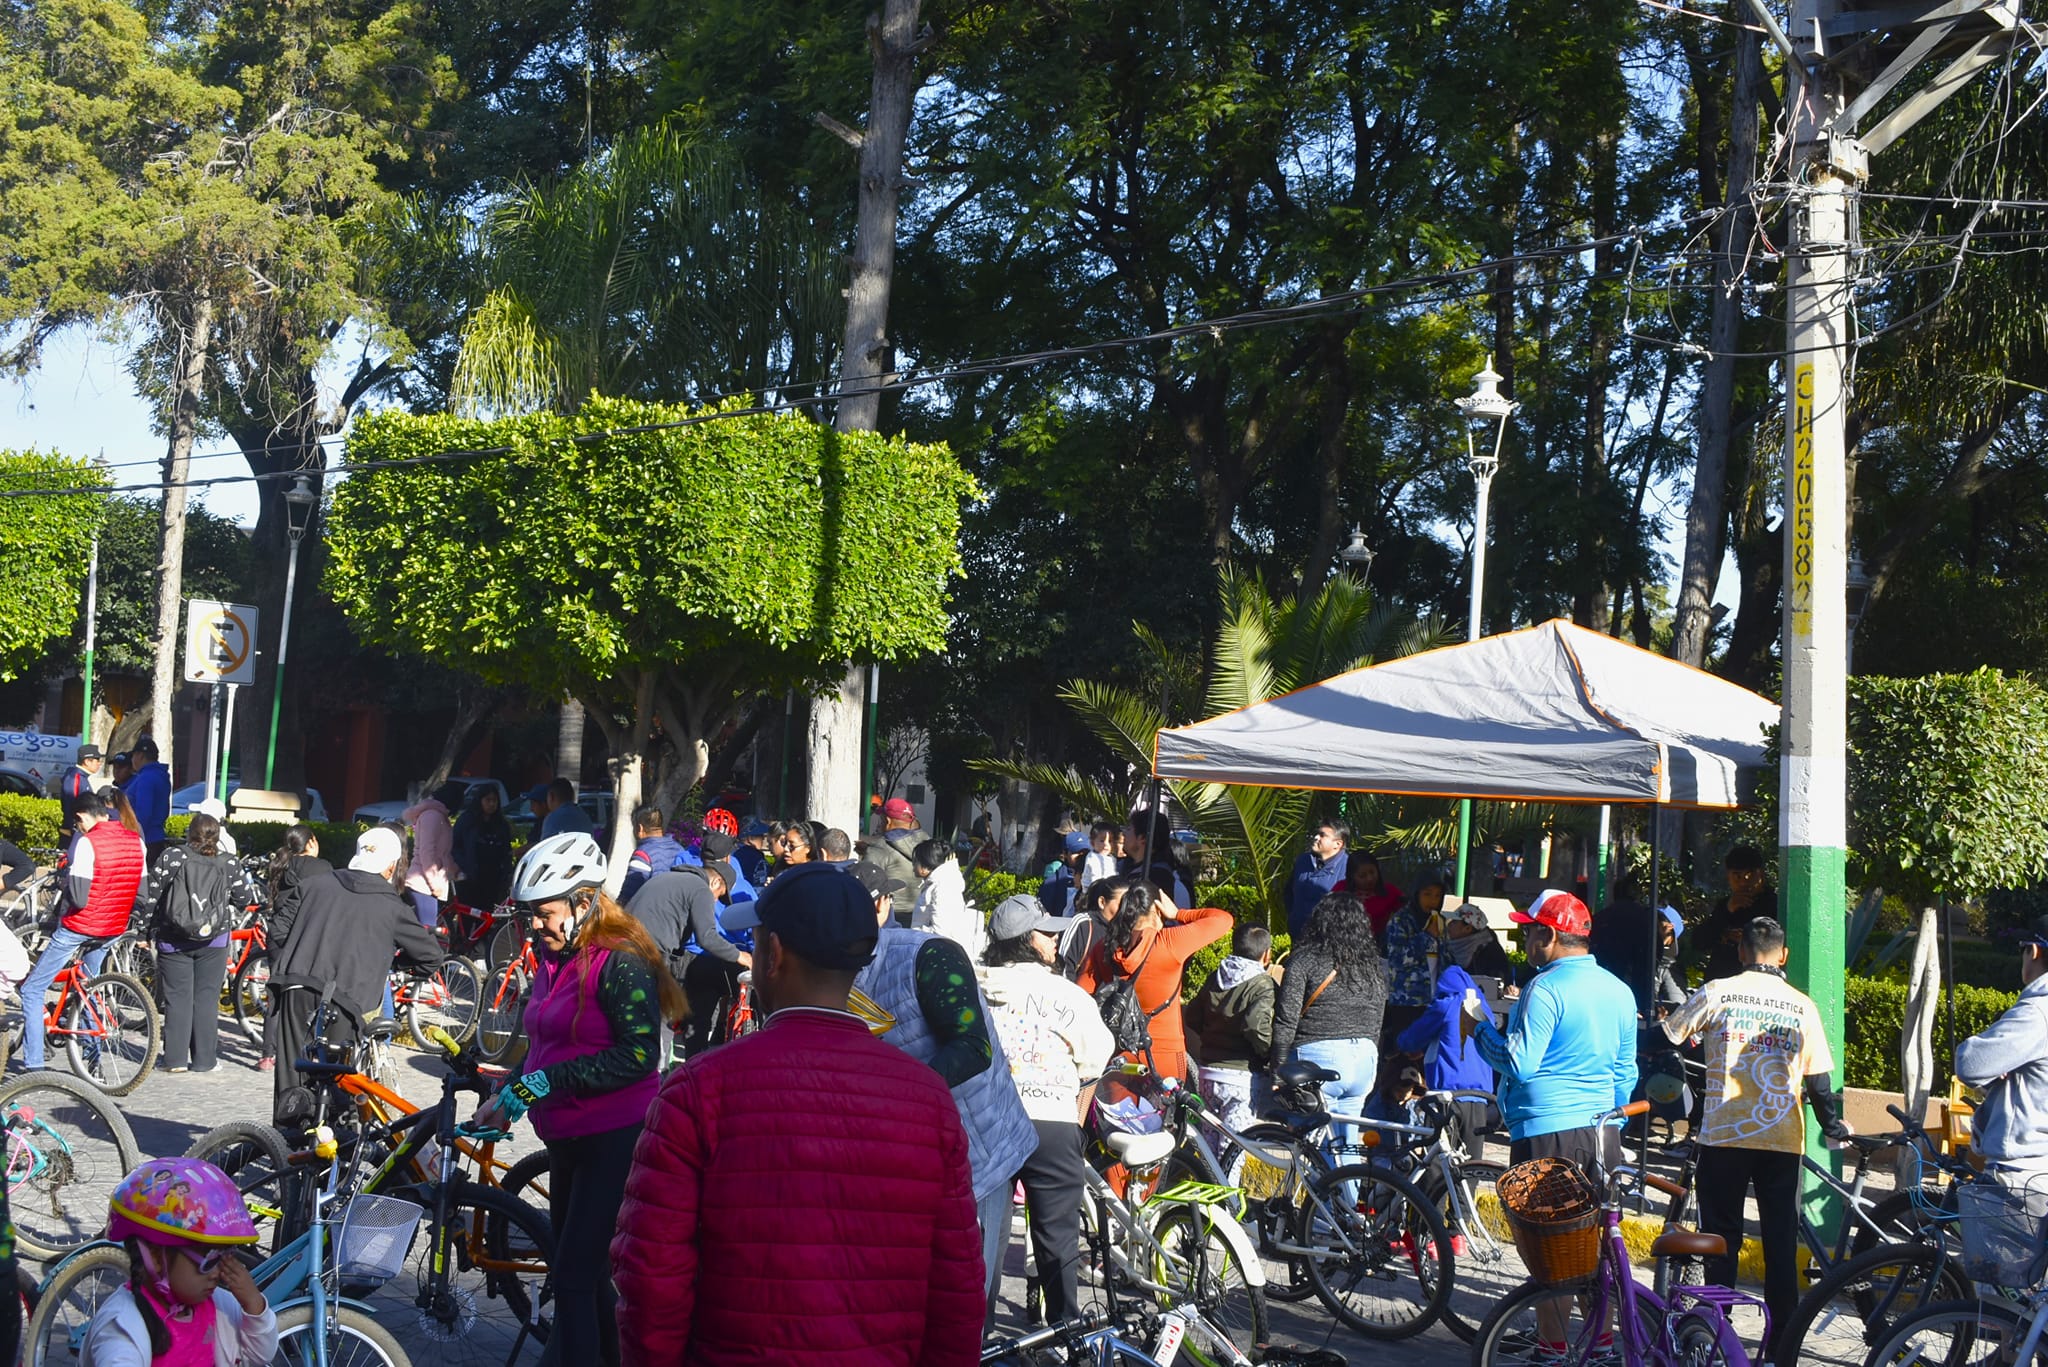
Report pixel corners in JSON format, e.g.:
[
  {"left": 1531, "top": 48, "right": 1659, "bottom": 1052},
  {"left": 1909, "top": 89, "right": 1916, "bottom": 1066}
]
[
  {"left": 1576, "top": 1200, "right": 1761, "bottom": 1367},
  {"left": 1084, "top": 1161, "right": 1269, "bottom": 1300}
]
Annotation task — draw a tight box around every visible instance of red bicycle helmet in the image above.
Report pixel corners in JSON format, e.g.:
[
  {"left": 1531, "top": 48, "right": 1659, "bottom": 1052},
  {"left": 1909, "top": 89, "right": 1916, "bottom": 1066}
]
[{"left": 702, "top": 808, "right": 739, "bottom": 837}]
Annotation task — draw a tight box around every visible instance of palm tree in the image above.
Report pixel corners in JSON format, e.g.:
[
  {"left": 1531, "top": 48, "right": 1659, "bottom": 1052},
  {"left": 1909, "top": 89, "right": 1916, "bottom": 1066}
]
[
  {"left": 451, "top": 125, "right": 841, "bottom": 416},
  {"left": 978, "top": 569, "right": 1449, "bottom": 923}
]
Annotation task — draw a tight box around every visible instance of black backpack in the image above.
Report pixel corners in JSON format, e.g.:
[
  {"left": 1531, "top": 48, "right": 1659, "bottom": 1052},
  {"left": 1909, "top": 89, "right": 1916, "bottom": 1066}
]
[
  {"left": 158, "top": 852, "right": 233, "bottom": 942},
  {"left": 1093, "top": 935, "right": 1171, "bottom": 1060}
]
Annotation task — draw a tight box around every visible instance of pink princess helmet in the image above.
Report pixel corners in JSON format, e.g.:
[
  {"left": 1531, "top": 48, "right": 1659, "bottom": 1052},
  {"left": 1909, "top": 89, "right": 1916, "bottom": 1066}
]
[{"left": 107, "top": 1157, "right": 260, "bottom": 1247}]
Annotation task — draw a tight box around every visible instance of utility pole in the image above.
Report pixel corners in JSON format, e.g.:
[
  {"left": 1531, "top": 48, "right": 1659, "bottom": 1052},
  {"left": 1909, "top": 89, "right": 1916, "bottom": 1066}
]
[{"left": 78, "top": 536, "right": 98, "bottom": 746}]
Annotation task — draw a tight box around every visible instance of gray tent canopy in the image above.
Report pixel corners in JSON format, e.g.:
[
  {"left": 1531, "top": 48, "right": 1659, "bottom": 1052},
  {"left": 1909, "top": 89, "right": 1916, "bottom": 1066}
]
[{"left": 1153, "top": 619, "right": 1779, "bottom": 808}]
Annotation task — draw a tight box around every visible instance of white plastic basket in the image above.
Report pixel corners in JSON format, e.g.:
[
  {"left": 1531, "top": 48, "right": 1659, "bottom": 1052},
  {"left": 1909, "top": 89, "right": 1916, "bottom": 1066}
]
[
  {"left": 1956, "top": 1177, "right": 2048, "bottom": 1288},
  {"left": 334, "top": 1193, "right": 424, "bottom": 1282}
]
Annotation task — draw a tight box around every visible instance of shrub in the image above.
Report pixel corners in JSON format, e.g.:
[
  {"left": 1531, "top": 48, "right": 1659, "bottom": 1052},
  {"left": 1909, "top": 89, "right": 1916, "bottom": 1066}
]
[
  {"left": 1843, "top": 973, "right": 2016, "bottom": 1092},
  {"left": 0, "top": 795, "right": 62, "bottom": 852},
  {"left": 965, "top": 868, "right": 1035, "bottom": 909},
  {"left": 1184, "top": 932, "right": 1293, "bottom": 1001},
  {"left": 168, "top": 815, "right": 364, "bottom": 866},
  {"left": 1195, "top": 884, "right": 1273, "bottom": 930}
]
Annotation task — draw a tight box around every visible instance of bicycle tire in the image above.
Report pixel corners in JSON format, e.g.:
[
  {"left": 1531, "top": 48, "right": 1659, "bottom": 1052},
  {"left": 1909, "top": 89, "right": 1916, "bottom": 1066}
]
[
  {"left": 475, "top": 961, "right": 528, "bottom": 1064},
  {"left": 1295, "top": 1160, "right": 1453, "bottom": 1340},
  {"left": 1224, "top": 1122, "right": 1327, "bottom": 1304},
  {"left": 496, "top": 1149, "right": 552, "bottom": 1215},
  {"left": 391, "top": 1180, "right": 553, "bottom": 1364},
  {"left": 230, "top": 949, "right": 271, "bottom": 1045},
  {"left": 0, "top": 1073, "right": 142, "bottom": 1260},
  {"left": 1472, "top": 1274, "right": 1668, "bottom": 1367},
  {"left": 1147, "top": 1203, "right": 1267, "bottom": 1360},
  {"left": 404, "top": 957, "right": 485, "bottom": 1051},
  {"left": 1861, "top": 1297, "right": 2040, "bottom": 1367},
  {"left": 1669, "top": 1311, "right": 1742, "bottom": 1367},
  {"left": 485, "top": 918, "right": 526, "bottom": 974},
  {"left": 274, "top": 1301, "right": 414, "bottom": 1367},
  {"left": 184, "top": 1120, "right": 293, "bottom": 1254},
  {"left": 1774, "top": 1238, "right": 1969, "bottom": 1367},
  {"left": 61, "top": 972, "right": 158, "bottom": 1096},
  {"left": 1851, "top": 1184, "right": 1955, "bottom": 1255},
  {"left": 1431, "top": 1157, "right": 1515, "bottom": 1343},
  {"left": 23, "top": 1241, "right": 128, "bottom": 1367}
]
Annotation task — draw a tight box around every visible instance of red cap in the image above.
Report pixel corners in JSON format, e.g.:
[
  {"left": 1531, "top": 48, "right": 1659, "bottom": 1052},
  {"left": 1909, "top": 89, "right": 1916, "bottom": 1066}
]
[
  {"left": 881, "top": 798, "right": 916, "bottom": 820},
  {"left": 1510, "top": 890, "right": 1592, "bottom": 937}
]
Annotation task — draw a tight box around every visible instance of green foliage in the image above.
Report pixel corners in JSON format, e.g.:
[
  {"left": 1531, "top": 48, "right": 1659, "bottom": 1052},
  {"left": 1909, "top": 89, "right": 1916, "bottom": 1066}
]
[
  {"left": 43, "top": 497, "right": 252, "bottom": 681},
  {"left": 1843, "top": 973, "right": 2016, "bottom": 1092},
  {"left": 0, "top": 794, "right": 61, "bottom": 850},
  {"left": 0, "top": 452, "right": 106, "bottom": 681},
  {"left": 167, "top": 814, "right": 363, "bottom": 864},
  {"left": 964, "top": 868, "right": 1035, "bottom": 909},
  {"left": 1185, "top": 932, "right": 1292, "bottom": 1002}
]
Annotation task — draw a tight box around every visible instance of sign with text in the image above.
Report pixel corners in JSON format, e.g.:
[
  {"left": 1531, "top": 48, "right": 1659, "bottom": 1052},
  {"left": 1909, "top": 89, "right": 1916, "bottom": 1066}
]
[
  {"left": 183, "top": 599, "right": 259, "bottom": 686},
  {"left": 0, "top": 729, "right": 76, "bottom": 787}
]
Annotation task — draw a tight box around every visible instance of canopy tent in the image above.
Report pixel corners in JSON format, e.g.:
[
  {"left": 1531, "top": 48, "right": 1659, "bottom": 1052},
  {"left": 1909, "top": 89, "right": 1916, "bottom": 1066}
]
[{"left": 1153, "top": 619, "right": 1779, "bottom": 808}]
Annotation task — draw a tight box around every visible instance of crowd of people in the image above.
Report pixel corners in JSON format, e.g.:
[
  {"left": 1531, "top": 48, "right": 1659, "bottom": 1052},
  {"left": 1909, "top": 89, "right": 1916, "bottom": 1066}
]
[{"left": 23, "top": 750, "right": 2048, "bottom": 1367}]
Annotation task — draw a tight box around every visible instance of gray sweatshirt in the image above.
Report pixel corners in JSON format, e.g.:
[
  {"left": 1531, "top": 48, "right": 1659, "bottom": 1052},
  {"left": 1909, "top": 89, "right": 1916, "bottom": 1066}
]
[{"left": 1955, "top": 975, "right": 2048, "bottom": 1168}]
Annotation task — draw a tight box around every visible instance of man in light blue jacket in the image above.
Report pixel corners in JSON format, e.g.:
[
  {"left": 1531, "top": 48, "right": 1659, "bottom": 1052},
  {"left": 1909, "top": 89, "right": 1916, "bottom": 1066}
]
[
  {"left": 1956, "top": 918, "right": 2048, "bottom": 1186},
  {"left": 1467, "top": 889, "right": 1638, "bottom": 1171}
]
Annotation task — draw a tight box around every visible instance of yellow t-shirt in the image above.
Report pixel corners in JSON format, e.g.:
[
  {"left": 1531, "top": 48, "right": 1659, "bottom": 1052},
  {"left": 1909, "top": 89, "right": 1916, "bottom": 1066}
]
[{"left": 1663, "top": 968, "right": 1834, "bottom": 1153}]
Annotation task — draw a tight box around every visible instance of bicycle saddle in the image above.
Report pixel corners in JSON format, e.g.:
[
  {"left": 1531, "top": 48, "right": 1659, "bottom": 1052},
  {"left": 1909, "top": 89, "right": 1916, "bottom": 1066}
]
[
  {"left": 1274, "top": 1060, "right": 1340, "bottom": 1089},
  {"left": 1649, "top": 1229, "right": 1726, "bottom": 1260},
  {"left": 366, "top": 1018, "right": 398, "bottom": 1041},
  {"left": 1103, "top": 1130, "right": 1176, "bottom": 1168}
]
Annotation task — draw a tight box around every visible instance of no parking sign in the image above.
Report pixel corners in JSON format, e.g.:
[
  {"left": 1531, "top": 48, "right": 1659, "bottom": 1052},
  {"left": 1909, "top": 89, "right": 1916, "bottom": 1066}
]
[{"left": 183, "top": 599, "right": 259, "bottom": 686}]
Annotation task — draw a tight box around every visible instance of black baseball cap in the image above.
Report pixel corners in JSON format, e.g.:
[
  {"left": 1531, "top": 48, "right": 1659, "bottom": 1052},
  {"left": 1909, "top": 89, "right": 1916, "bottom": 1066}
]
[
  {"left": 77, "top": 745, "right": 103, "bottom": 761},
  {"left": 850, "top": 859, "right": 909, "bottom": 904},
  {"left": 723, "top": 863, "right": 878, "bottom": 971}
]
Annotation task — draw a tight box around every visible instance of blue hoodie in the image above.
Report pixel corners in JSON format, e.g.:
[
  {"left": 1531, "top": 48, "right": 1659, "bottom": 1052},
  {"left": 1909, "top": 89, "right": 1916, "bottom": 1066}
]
[
  {"left": 620, "top": 834, "right": 686, "bottom": 903},
  {"left": 1396, "top": 962, "right": 1495, "bottom": 1093},
  {"left": 1474, "top": 952, "right": 1638, "bottom": 1141}
]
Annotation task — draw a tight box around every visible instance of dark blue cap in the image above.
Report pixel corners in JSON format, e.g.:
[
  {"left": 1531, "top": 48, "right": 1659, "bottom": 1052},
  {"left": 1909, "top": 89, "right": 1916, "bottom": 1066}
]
[
  {"left": 1063, "top": 830, "right": 1090, "bottom": 854},
  {"left": 722, "top": 863, "right": 878, "bottom": 971},
  {"left": 740, "top": 818, "right": 772, "bottom": 838}
]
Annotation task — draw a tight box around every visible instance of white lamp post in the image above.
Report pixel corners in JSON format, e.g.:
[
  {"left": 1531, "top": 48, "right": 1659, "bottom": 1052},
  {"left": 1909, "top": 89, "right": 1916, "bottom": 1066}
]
[
  {"left": 1450, "top": 359, "right": 1518, "bottom": 899},
  {"left": 1337, "top": 525, "right": 1375, "bottom": 575}
]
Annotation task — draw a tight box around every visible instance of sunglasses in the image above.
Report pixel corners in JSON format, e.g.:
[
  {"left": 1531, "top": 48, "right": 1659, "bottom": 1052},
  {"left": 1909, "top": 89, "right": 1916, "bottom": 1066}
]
[{"left": 178, "top": 1247, "right": 232, "bottom": 1275}]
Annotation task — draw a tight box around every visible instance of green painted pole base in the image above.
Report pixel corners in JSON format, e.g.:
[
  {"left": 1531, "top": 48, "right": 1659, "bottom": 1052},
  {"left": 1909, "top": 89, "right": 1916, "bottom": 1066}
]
[
  {"left": 263, "top": 662, "right": 286, "bottom": 791},
  {"left": 1455, "top": 798, "right": 1473, "bottom": 899},
  {"left": 1786, "top": 842, "right": 1849, "bottom": 1236}
]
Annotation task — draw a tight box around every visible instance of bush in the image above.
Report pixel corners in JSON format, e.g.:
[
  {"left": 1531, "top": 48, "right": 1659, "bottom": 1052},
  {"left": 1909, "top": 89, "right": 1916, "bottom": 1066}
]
[
  {"left": 1195, "top": 883, "right": 1274, "bottom": 930},
  {"left": 167, "top": 814, "right": 365, "bottom": 866},
  {"left": 1843, "top": 972, "right": 2017, "bottom": 1092},
  {"left": 965, "top": 868, "right": 1035, "bottom": 909},
  {"left": 1184, "top": 932, "right": 1293, "bottom": 1001},
  {"left": 0, "top": 794, "right": 62, "bottom": 852}
]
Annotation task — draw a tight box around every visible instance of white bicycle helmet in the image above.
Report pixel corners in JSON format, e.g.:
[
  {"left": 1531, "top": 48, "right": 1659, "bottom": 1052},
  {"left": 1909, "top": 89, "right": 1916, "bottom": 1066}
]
[{"left": 512, "top": 832, "right": 608, "bottom": 904}]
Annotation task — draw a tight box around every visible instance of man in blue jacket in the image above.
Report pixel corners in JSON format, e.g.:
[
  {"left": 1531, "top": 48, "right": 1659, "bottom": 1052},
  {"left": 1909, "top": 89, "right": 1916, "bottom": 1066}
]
[
  {"left": 1467, "top": 889, "right": 1637, "bottom": 1170},
  {"left": 1286, "top": 820, "right": 1350, "bottom": 935},
  {"left": 122, "top": 738, "right": 172, "bottom": 852}
]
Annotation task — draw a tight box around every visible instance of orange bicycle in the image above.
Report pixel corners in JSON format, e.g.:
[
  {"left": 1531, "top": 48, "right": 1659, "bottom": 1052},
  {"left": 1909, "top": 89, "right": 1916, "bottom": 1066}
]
[{"left": 2, "top": 952, "right": 159, "bottom": 1095}]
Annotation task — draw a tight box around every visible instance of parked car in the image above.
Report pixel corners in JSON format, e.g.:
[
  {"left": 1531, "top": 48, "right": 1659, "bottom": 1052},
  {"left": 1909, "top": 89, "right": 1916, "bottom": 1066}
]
[
  {"left": 0, "top": 763, "right": 45, "bottom": 798},
  {"left": 352, "top": 775, "right": 512, "bottom": 828},
  {"left": 171, "top": 780, "right": 329, "bottom": 823}
]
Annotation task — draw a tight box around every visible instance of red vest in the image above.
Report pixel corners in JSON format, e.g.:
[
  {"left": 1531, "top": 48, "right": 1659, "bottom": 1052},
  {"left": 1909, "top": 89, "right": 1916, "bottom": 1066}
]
[{"left": 65, "top": 822, "right": 145, "bottom": 938}]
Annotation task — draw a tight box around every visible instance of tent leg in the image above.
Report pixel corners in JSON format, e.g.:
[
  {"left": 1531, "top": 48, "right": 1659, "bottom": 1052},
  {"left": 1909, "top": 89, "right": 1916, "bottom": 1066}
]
[
  {"left": 1594, "top": 804, "right": 1612, "bottom": 909},
  {"left": 1648, "top": 803, "right": 1663, "bottom": 1017},
  {"left": 1455, "top": 799, "right": 1472, "bottom": 900}
]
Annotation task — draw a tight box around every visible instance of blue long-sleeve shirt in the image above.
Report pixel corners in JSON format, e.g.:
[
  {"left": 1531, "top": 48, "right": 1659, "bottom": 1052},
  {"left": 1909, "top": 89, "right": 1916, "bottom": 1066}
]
[
  {"left": 1474, "top": 952, "right": 1638, "bottom": 1141},
  {"left": 1287, "top": 850, "right": 1348, "bottom": 935},
  {"left": 1396, "top": 962, "right": 1496, "bottom": 1093},
  {"left": 123, "top": 762, "right": 171, "bottom": 845}
]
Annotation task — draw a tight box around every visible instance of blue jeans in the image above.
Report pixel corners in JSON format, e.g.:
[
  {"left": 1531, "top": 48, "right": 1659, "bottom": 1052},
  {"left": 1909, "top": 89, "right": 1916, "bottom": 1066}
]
[
  {"left": 1292, "top": 1036, "right": 1378, "bottom": 1157},
  {"left": 20, "top": 928, "right": 108, "bottom": 1069}
]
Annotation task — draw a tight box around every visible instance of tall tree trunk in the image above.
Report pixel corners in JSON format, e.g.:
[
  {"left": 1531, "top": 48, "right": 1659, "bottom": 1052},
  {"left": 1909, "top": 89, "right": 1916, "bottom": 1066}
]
[
  {"left": 422, "top": 685, "right": 503, "bottom": 795},
  {"left": 556, "top": 698, "right": 586, "bottom": 786},
  {"left": 600, "top": 670, "right": 657, "bottom": 897},
  {"left": 148, "top": 290, "right": 214, "bottom": 778},
  {"left": 811, "top": 0, "right": 924, "bottom": 831},
  {"left": 1672, "top": 31, "right": 1763, "bottom": 667}
]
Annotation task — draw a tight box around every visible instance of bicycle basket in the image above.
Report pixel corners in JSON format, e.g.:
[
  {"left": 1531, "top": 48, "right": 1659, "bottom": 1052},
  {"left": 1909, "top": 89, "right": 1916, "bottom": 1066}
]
[
  {"left": 1956, "top": 1176, "right": 2048, "bottom": 1288},
  {"left": 1497, "top": 1157, "right": 1603, "bottom": 1284},
  {"left": 334, "top": 1193, "right": 424, "bottom": 1283},
  {"left": 1236, "top": 1139, "right": 1296, "bottom": 1202}
]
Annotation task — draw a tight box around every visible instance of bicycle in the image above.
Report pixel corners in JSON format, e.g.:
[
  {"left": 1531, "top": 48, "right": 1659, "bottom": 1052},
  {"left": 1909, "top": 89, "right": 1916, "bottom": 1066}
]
[
  {"left": 26, "top": 1122, "right": 421, "bottom": 1367},
  {"left": 982, "top": 1308, "right": 1345, "bottom": 1367},
  {"left": 0, "top": 868, "right": 60, "bottom": 946},
  {"left": 0, "top": 1071, "right": 140, "bottom": 1261},
  {"left": 1474, "top": 1099, "right": 1767, "bottom": 1367},
  {"left": 1858, "top": 1168, "right": 2048, "bottom": 1367},
  {"left": 390, "top": 957, "right": 484, "bottom": 1051},
  {"left": 1, "top": 954, "right": 159, "bottom": 1095},
  {"left": 475, "top": 938, "right": 535, "bottom": 1066},
  {"left": 223, "top": 906, "right": 273, "bottom": 1043}
]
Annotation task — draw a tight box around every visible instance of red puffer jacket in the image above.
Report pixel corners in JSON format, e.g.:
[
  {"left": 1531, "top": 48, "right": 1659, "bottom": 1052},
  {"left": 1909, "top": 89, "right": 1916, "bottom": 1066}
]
[{"left": 612, "top": 1005, "right": 984, "bottom": 1367}]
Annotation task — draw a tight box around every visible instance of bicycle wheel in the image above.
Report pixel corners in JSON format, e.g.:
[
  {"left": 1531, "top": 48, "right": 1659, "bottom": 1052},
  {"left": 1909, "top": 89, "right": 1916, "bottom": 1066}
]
[
  {"left": 392, "top": 1181, "right": 553, "bottom": 1364},
  {"left": 1432, "top": 1158, "right": 1518, "bottom": 1343},
  {"left": 185, "top": 1120, "right": 292, "bottom": 1253},
  {"left": 1295, "top": 1161, "right": 1453, "bottom": 1339},
  {"left": 61, "top": 972, "right": 158, "bottom": 1096},
  {"left": 404, "top": 958, "right": 485, "bottom": 1050},
  {"left": 1862, "top": 1297, "right": 2038, "bottom": 1367},
  {"left": 274, "top": 1302, "right": 414, "bottom": 1367},
  {"left": 1669, "top": 1311, "right": 1742, "bottom": 1367},
  {"left": 1775, "top": 1238, "right": 1969, "bottom": 1367},
  {"left": 1, "top": 1073, "right": 142, "bottom": 1260},
  {"left": 231, "top": 949, "right": 271, "bottom": 1045},
  {"left": 475, "top": 961, "right": 528, "bottom": 1064},
  {"left": 1853, "top": 1184, "right": 1957, "bottom": 1254},
  {"left": 1224, "top": 1122, "right": 1326, "bottom": 1304},
  {"left": 496, "top": 1149, "right": 552, "bottom": 1216},
  {"left": 485, "top": 918, "right": 526, "bottom": 974},
  {"left": 1148, "top": 1203, "right": 1267, "bottom": 1360},
  {"left": 1472, "top": 1274, "right": 1670, "bottom": 1366},
  {"left": 22, "top": 1241, "right": 127, "bottom": 1367}
]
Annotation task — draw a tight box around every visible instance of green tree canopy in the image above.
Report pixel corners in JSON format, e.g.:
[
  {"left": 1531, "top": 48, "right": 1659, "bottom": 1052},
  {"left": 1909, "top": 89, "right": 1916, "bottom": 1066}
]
[
  {"left": 324, "top": 398, "right": 976, "bottom": 877},
  {"left": 0, "top": 451, "right": 107, "bottom": 681}
]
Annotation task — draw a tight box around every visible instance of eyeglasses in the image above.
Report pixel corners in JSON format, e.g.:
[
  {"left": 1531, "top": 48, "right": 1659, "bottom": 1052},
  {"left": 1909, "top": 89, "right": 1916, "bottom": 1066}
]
[{"left": 180, "top": 1247, "right": 231, "bottom": 1275}]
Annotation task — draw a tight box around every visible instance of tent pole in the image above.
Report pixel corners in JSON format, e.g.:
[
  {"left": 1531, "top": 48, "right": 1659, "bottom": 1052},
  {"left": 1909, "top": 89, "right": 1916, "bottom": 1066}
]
[
  {"left": 1595, "top": 804, "right": 1611, "bottom": 909},
  {"left": 1649, "top": 803, "right": 1663, "bottom": 1017},
  {"left": 1454, "top": 802, "right": 1472, "bottom": 900}
]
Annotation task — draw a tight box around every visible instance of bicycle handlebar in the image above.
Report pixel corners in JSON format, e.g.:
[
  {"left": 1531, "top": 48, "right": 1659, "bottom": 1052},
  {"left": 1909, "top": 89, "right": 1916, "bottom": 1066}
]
[{"left": 978, "top": 1312, "right": 1111, "bottom": 1362}]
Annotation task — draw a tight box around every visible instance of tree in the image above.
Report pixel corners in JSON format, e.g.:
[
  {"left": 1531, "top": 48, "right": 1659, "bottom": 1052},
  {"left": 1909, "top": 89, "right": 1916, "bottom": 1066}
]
[
  {"left": 979, "top": 569, "right": 1443, "bottom": 922},
  {"left": 0, "top": 452, "right": 108, "bottom": 681},
  {"left": 324, "top": 398, "right": 976, "bottom": 885}
]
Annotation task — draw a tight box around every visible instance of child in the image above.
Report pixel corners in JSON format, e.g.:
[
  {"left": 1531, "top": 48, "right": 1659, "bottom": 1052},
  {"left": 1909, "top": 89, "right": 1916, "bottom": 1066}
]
[
  {"left": 1183, "top": 924, "right": 1277, "bottom": 1130},
  {"left": 1079, "top": 821, "right": 1120, "bottom": 894},
  {"left": 83, "top": 1158, "right": 276, "bottom": 1367}
]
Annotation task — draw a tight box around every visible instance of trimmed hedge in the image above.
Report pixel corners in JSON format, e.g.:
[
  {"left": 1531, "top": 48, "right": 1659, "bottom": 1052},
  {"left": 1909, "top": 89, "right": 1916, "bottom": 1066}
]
[
  {"left": 964, "top": 868, "right": 1036, "bottom": 908},
  {"left": 1843, "top": 972, "right": 2016, "bottom": 1092},
  {"left": 0, "top": 794, "right": 62, "bottom": 852},
  {"left": 164, "top": 814, "right": 366, "bottom": 866}
]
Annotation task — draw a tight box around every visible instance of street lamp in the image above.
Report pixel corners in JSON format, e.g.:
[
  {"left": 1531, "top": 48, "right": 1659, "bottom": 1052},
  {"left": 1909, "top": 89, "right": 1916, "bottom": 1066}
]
[
  {"left": 1450, "top": 358, "right": 1518, "bottom": 899},
  {"left": 1337, "top": 525, "right": 1375, "bottom": 575},
  {"left": 1844, "top": 551, "right": 1872, "bottom": 673},
  {"left": 262, "top": 473, "right": 319, "bottom": 791},
  {"left": 1455, "top": 357, "right": 1519, "bottom": 644}
]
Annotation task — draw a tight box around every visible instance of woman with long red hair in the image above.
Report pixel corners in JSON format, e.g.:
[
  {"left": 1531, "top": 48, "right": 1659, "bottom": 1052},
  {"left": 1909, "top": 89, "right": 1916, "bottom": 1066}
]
[{"left": 475, "top": 832, "right": 685, "bottom": 1367}]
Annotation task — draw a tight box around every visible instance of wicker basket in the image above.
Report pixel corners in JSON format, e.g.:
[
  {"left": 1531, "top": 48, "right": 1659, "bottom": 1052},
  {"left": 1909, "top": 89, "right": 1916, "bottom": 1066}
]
[{"left": 1497, "top": 1157, "right": 1604, "bottom": 1284}]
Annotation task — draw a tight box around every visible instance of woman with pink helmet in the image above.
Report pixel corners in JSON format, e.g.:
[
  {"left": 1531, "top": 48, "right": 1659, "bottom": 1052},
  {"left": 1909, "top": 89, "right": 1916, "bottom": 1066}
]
[{"left": 80, "top": 1157, "right": 276, "bottom": 1366}]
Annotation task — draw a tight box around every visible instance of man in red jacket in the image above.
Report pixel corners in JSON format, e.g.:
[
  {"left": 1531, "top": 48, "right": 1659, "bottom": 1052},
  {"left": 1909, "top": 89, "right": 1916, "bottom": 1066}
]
[
  {"left": 611, "top": 863, "right": 984, "bottom": 1367},
  {"left": 21, "top": 790, "right": 143, "bottom": 1069}
]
